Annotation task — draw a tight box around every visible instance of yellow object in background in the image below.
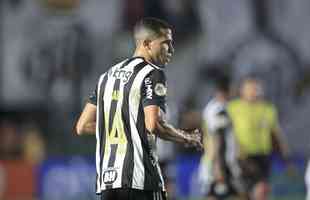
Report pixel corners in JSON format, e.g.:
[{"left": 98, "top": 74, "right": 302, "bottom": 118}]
[{"left": 227, "top": 99, "right": 279, "bottom": 157}]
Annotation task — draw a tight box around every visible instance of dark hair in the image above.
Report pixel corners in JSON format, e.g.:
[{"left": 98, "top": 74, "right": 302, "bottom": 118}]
[
  {"left": 134, "top": 18, "right": 171, "bottom": 40},
  {"left": 214, "top": 75, "right": 230, "bottom": 93}
]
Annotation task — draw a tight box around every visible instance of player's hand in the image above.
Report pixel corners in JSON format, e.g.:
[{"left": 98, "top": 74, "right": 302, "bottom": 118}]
[
  {"left": 184, "top": 129, "right": 203, "bottom": 151},
  {"left": 214, "top": 170, "right": 225, "bottom": 183},
  {"left": 214, "top": 162, "right": 226, "bottom": 182}
]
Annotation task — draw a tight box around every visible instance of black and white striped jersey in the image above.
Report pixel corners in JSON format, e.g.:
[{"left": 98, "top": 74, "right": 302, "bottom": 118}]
[
  {"left": 202, "top": 98, "right": 238, "bottom": 170},
  {"left": 203, "top": 99, "right": 231, "bottom": 135},
  {"left": 88, "top": 57, "right": 167, "bottom": 194}
]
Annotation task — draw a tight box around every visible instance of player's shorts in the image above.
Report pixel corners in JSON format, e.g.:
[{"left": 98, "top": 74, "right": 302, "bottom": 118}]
[
  {"left": 238, "top": 154, "right": 271, "bottom": 191},
  {"left": 100, "top": 188, "right": 167, "bottom": 200}
]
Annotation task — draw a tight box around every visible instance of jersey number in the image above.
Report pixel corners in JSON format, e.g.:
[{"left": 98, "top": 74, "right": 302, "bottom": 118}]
[{"left": 108, "top": 111, "right": 126, "bottom": 145}]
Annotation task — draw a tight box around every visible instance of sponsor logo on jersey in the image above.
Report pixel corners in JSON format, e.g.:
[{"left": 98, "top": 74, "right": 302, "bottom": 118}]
[
  {"left": 145, "top": 78, "right": 153, "bottom": 99},
  {"left": 146, "top": 85, "right": 153, "bottom": 99},
  {"left": 103, "top": 169, "right": 118, "bottom": 185},
  {"left": 154, "top": 83, "right": 167, "bottom": 96},
  {"left": 112, "top": 69, "right": 133, "bottom": 83}
]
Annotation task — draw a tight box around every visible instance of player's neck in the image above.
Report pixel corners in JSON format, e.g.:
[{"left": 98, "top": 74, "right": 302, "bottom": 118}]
[
  {"left": 133, "top": 49, "right": 152, "bottom": 63},
  {"left": 133, "top": 48, "right": 163, "bottom": 68}
]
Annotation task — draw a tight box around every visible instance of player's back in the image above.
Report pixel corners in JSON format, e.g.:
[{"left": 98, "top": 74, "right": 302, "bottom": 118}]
[{"left": 95, "top": 57, "right": 164, "bottom": 194}]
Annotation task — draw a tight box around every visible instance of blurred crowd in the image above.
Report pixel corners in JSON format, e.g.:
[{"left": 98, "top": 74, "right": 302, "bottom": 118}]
[{"left": 0, "top": 120, "right": 45, "bottom": 163}]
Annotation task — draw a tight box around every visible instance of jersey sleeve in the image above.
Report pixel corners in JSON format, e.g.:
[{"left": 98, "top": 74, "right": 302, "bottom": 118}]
[
  {"left": 204, "top": 106, "right": 230, "bottom": 135},
  {"left": 88, "top": 84, "right": 97, "bottom": 105},
  {"left": 141, "top": 70, "right": 167, "bottom": 113}
]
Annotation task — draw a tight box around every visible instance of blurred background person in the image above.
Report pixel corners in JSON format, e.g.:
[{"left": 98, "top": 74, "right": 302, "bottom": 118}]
[
  {"left": 198, "top": 73, "right": 245, "bottom": 200},
  {"left": 0, "top": 120, "right": 21, "bottom": 160},
  {"left": 21, "top": 122, "right": 46, "bottom": 165},
  {"left": 306, "top": 159, "right": 310, "bottom": 200},
  {"left": 227, "top": 76, "right": 291, "bottom": 200}
]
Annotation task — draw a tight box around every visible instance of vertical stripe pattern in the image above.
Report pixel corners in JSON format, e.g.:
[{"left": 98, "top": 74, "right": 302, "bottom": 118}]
[
  {"left": 128, "top": 65, "right": 154, "bottom": 189},
  {"left": 95, "top": 57, "right": 165, "bottom": 194},
  {"left": 96, "top": 73, "right": 107, "bottom": 193}
]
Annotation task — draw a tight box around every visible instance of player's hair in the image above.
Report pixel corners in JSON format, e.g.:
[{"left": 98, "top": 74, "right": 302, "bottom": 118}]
[
  {"left": 241, "top": 74, "right": 262, "bottom": 86},
  {"left": 214, "top": 75, "right": 231, "bottom": 93},
  {"left": 133, "top": 18, "right": 171, "bottom": 42}
]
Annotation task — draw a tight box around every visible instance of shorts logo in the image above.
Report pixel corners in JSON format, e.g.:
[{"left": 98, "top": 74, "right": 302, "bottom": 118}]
[
  {"left": 103, "top": 169, "right": 118, "bottom": 185},
  {"left": 155, "top": 83, "right": 167, "bottom": 96}
]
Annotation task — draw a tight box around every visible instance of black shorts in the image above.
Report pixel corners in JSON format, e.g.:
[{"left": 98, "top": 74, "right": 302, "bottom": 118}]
[
  {"left": 100, "top": 188, "right": 166, "bottom": 200},
  {"left": 238, "top": 154, "right": 271, "bottom": 190}
]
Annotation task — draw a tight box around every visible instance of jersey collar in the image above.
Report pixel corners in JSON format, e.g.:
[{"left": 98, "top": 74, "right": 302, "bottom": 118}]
[{"left": 132, "top": 56, "right": 165, "bottom": 70}]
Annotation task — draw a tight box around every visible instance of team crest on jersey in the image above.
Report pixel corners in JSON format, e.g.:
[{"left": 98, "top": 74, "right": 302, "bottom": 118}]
[
  {"left": 155, "top": 83, "right": 167, "bottom": 96},
  {"left": 103, "top": 169, "right": 118, "bottom": 185}
]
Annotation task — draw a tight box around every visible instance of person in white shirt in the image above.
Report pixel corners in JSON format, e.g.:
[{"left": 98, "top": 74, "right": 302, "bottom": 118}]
[{"left": 198, "top": 75, "right": 245, "bottom": 200}]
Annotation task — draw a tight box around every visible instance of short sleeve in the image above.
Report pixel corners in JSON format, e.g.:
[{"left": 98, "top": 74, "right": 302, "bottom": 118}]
[
  {"left": 141, "top": 70, "right": 167, "bottom": 113},
  {"left": 88, "top": 84, "right": 97, "bottom": 105},
  {"left": 203, "top": 105, "right": 230, "bottom": 135}
]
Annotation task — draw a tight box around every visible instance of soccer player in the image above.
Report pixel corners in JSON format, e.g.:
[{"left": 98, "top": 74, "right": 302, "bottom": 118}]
[
  {"left": 227, "top": 77, "right": 290, "bottom": 200},
  {"left": 75, "top": 18, "right": 203, "bottom": 200},
  {"left": 198, "top": 75, "right": 244, "bottom": 200},
  {"left": 306, "top": 159, "right": 310, "bottom": 200}
]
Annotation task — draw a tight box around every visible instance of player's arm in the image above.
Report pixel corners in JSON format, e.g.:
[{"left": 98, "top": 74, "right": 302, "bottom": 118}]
[
  {"left": 75, "top": 85, "right": 98, "bottom": 135},
  {"left": 76, "top": 103, "right": 97, "bottom": 135},
  {"left": 205, "top": 109, "right": 228, "bottom": 180},
  {"left": 271, "top": 127, "right": 290, "bottom": 160},
  {"left": 142, "top": 70, "right": 202, "bottom": 148},
  {"left": 212, "top": 130, "right": 227, "bottom": 181},
  {"left": 270, "top": 107, "right": 290, "bottom": 161},
  {"left": 144, "top": 105, "right": 202, "bottom": 148}
]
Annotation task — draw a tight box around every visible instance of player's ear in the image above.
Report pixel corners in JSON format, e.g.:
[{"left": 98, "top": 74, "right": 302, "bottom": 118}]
[{"left": 143, "top": 39, "right": 152, "bottom": 50}]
